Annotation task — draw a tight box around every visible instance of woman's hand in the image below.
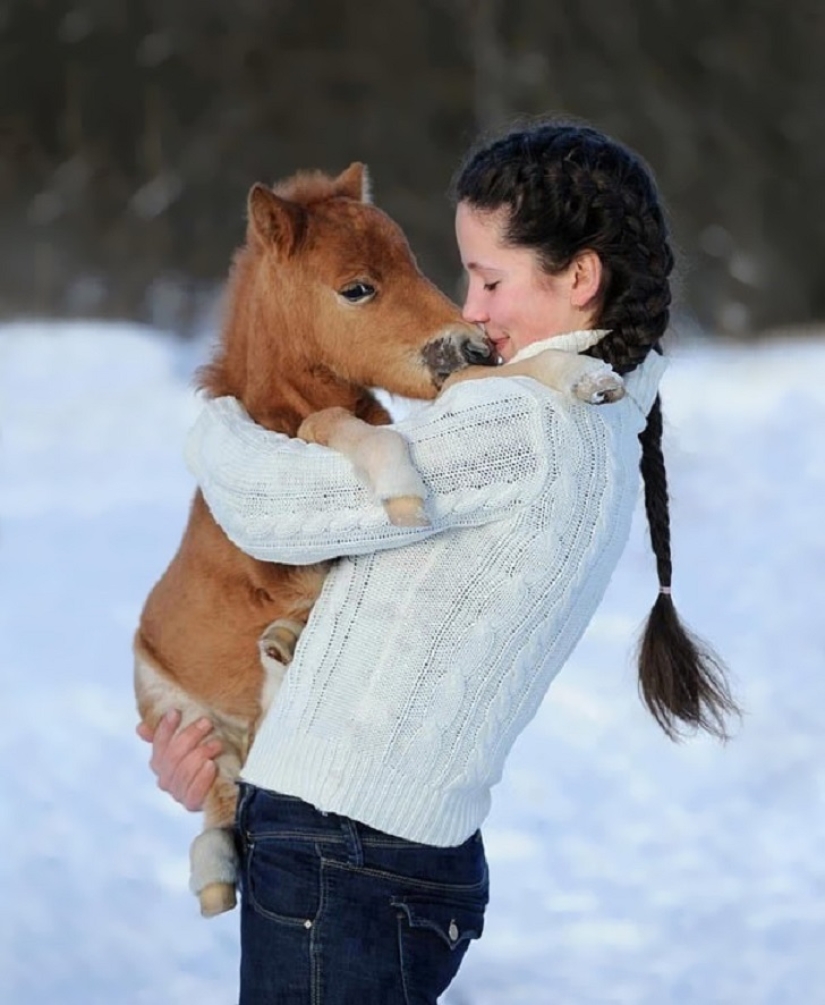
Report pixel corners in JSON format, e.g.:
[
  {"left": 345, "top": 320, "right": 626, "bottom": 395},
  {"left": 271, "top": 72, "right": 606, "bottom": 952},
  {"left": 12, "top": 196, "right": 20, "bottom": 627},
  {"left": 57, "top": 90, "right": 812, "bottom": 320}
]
[{"left": 136, "top": 711, "right": 223, "bottom": 812}]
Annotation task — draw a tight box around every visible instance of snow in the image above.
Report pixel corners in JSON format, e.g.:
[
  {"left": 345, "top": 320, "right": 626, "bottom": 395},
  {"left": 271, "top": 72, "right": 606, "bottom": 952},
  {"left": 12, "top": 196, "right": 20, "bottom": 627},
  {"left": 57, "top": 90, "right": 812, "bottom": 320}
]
[{"left": 1, "top": 320, "right": 823, "bottom": 1004}]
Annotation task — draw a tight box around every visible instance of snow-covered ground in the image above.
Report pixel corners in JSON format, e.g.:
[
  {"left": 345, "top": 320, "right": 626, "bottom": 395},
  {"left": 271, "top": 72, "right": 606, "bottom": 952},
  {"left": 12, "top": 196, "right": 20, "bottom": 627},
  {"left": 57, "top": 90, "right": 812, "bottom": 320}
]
[{"left": 1, "top": 320, "right": 823, "bottom": 1004}]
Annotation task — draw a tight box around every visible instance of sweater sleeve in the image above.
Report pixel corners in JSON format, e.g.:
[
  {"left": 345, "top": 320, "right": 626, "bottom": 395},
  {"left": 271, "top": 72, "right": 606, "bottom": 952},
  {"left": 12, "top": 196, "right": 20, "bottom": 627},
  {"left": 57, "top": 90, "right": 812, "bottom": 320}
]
[{"left": 185, "top": 378, "right": 556, "bottom": 564}]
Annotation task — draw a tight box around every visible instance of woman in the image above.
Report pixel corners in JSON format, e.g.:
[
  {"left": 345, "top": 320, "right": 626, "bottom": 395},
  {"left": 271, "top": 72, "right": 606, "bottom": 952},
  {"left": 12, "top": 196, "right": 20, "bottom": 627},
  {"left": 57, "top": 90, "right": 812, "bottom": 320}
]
[{"left": 140, "top": 119, "right": 737, "bottom": 1003}]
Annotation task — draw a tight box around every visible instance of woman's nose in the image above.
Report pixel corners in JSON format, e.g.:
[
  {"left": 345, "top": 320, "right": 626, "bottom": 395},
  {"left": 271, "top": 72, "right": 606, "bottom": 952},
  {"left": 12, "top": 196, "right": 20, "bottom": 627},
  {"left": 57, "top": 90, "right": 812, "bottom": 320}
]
[{"left": 461, "top": 290, "right": 488, "bottom": 325}]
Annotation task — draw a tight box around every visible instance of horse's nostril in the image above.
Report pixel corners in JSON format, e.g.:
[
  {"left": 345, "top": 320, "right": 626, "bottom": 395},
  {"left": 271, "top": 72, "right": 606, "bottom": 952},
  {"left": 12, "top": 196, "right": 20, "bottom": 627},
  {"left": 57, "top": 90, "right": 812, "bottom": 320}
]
[
  {"left": 463, "top": 338, "right": 497, "bottom": 366},
  {"left": 422, "top": 332, "right": 497, "bottom": 385}
]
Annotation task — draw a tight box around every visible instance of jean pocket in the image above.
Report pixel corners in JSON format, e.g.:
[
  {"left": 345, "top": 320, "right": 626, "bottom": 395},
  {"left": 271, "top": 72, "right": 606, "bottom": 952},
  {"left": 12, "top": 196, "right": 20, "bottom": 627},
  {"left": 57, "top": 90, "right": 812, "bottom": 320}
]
[
  {"left": 393, "top": 895, "right": 485, "bottom": 948},
  {"left": 392, "top": 895, "right": 486, "bottom": 1004},
  {"left": 245, "top": 837, "right": 319, "bottom": 926}
]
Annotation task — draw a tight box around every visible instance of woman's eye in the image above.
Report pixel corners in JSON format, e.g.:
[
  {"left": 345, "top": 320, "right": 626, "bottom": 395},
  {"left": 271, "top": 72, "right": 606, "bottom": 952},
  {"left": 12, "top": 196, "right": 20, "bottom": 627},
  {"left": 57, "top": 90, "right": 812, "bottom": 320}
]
[
  {"left": 483, "top": 281, "right": 500, "bottom": 292},
  {"left": 339, "top": 282, "right": 376, "bottom": 303}
]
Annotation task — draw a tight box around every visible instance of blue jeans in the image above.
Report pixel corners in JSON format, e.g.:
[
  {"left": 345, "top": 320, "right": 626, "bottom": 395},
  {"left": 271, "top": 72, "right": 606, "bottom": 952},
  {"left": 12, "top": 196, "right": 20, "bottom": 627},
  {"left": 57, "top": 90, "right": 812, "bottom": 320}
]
[{"left": 234, "top": 783, "right": 489, "bottom": 1004}]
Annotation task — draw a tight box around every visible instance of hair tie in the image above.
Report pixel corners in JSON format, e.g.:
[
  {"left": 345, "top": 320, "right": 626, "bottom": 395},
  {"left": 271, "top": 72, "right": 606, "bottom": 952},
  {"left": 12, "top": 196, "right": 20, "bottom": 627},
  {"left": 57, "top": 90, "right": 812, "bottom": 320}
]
[{"left": 659, "top": 586, "right": 672, "bottom": 596}]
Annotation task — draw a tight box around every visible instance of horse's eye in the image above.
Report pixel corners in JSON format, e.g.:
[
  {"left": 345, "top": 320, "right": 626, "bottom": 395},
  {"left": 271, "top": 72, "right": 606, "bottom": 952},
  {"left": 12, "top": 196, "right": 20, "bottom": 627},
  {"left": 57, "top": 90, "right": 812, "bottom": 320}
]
[{"left": 339, "top": 282, "right": 376, "bottom": 303}]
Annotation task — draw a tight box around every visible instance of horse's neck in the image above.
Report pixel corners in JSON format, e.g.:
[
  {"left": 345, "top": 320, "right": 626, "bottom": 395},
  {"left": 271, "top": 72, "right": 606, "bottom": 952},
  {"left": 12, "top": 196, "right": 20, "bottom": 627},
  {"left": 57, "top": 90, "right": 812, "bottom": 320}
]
[{"left": 242, "top": 369, "right": 387, "bottom": 435}]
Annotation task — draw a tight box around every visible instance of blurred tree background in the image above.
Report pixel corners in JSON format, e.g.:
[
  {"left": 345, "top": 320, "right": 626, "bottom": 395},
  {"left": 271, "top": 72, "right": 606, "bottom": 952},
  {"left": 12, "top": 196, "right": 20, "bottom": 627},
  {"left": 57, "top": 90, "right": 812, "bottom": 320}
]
[{"left": 1, "top": 0, "right": 821, "bottom": 336}]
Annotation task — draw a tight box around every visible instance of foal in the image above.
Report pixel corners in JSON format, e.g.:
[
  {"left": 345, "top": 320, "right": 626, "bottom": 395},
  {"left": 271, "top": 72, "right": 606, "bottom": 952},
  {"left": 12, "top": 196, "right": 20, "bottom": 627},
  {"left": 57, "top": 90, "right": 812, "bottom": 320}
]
[{"left": 134, "top": 164, "right": 496, "bottom": 916}]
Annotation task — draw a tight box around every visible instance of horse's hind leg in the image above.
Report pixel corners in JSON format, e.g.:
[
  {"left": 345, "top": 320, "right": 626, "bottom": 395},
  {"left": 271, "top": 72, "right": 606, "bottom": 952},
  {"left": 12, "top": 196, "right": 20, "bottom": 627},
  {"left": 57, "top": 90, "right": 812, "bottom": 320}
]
[
  {"left": 259, "top": 617, "right": 306, "bottom": 666},
  {"left": 191, "top": 615, "right": 312, "bottom": 918},
  {"left": 191, "top": 746, "right": 244, "bottom": 918},
  {"left": 134, "top": 649, "right": 247, "bottom": 917},
  {"left": 255, "top": 564, "right": 328, "bottom": 677},
  {"left": 191, "top": 618, "right": 302, "bottom": 918}
]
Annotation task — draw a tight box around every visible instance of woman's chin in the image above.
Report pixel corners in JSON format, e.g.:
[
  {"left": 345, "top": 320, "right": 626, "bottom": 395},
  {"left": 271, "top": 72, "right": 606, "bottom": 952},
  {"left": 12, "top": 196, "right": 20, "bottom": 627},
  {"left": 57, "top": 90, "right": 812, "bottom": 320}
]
[{"left": 493, "top": 339, "right": 514, "bottom": 362}]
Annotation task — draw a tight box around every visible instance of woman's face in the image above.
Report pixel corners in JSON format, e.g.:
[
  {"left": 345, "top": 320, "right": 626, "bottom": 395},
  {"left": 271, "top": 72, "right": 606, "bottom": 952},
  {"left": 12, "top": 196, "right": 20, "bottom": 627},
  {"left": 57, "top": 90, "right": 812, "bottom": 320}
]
[{"left": 455, "top": 202, "right": 597, "bottom": 362}]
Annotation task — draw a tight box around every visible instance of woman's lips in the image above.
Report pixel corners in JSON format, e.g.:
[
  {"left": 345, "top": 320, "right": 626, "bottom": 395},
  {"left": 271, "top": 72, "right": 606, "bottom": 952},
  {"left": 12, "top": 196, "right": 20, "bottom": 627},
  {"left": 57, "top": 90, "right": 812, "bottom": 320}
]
[{"left": 490, "top": 335, "right": 510, "bottom": 361}]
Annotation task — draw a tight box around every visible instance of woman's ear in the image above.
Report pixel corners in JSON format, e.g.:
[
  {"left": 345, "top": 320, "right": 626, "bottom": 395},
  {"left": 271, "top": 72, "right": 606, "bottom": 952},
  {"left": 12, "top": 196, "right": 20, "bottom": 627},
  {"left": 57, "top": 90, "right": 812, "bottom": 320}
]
[{"left": 570, "top": 250, "right": 603, "bottom": 309}]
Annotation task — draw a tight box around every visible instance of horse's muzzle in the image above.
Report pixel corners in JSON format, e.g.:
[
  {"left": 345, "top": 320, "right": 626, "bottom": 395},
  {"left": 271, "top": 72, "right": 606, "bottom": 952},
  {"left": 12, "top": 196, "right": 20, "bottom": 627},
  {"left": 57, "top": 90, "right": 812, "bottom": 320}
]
[{"left": 422, "top": 330, "right": 497, "bottom": 386}]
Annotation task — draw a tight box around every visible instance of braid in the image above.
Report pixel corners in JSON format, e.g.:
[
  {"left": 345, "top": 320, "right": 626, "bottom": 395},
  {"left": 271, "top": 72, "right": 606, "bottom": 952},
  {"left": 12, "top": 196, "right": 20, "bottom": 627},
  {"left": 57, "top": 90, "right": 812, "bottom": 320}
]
[
  {"left": 636, "top": 395, "right": 736, "bottom": 738},
  {"left": 638, "top": 396, "right": 672, "bottom": 590},
  {"left": 584, "top": 165, "right": 675, "bottom": 374},
  {"left": 453, "top": 118, "right": 739, "bottom": 741}
]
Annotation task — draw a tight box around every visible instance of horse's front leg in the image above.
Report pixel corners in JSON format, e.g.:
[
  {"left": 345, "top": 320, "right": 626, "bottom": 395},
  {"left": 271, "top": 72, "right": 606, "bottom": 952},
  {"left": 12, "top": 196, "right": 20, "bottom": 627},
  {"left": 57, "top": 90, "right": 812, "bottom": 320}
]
[
  {"left": 443, "top": 350, "right": 625, "bottom": 404},
  {"left": 297, "top": 407, "right": 430, "bottom": 527}
]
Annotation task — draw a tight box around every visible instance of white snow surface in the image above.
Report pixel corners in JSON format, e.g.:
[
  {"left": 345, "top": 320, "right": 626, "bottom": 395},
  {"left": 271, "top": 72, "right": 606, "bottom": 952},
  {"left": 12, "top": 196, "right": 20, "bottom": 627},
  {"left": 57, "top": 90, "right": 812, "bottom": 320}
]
[{"left": 1, "top": 320, "right": 823, "bottom": 1004}]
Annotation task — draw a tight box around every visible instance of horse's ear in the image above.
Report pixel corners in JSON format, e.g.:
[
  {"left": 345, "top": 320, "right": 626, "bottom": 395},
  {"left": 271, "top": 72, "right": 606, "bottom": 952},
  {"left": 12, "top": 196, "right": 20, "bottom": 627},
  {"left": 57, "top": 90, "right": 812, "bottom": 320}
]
[
  {"left": 332, "top": 162, "right": 372, "bottom": 204},
  {"left": 247, "top": 183, "right": 306, "bottom": 255}
]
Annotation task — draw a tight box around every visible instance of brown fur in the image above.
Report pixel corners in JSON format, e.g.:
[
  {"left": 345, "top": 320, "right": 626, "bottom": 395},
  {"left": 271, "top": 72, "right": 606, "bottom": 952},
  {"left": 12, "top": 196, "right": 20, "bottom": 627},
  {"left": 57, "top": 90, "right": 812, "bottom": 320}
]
[{"left": 134, "top": 163, "right": 493, "bottom": 916}]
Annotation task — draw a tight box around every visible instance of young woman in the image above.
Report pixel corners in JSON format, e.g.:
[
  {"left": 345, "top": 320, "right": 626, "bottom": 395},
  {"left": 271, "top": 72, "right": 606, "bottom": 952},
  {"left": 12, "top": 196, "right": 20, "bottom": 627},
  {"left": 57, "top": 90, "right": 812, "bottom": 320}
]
[{"left": 139, "top": 119, "right": 737, "bottom": 1004}]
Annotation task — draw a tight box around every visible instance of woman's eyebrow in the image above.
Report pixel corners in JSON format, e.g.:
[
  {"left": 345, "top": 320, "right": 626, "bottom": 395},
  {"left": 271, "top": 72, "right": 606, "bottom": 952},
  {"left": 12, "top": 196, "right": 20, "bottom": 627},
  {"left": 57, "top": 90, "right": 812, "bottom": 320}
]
[{"left": 465, "top": 261, "right": 504, "bottom": 273}]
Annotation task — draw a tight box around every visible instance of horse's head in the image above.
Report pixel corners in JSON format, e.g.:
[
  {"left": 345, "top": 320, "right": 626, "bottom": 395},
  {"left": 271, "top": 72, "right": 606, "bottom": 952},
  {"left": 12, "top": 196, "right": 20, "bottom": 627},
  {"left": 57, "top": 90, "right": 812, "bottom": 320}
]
[{"left": 206, "top": 164, "right": 495, "bottom": 425}]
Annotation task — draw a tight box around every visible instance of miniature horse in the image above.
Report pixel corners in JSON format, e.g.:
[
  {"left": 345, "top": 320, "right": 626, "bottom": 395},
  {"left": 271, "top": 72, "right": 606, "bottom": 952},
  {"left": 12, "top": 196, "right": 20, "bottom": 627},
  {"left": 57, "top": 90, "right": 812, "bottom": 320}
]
[
  {"left": 134, "top": 164, "right": 496, "bottom": 917},
  {"left": 134, "top": 163, "right": 624, "bottom": 918}
]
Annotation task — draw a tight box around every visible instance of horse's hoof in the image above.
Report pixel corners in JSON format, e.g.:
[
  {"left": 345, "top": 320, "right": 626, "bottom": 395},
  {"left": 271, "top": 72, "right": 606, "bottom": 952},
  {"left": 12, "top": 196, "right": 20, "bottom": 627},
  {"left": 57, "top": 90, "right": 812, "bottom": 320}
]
[
  {"left": 573, "top": 369, "right": 625, "bottom": 405},
  {"left": 199, "top": 882, "right": 237, "bottom": 918},
  {"left": 259, "top": 620, "right": 301, "bottom": 664},
  {"left": 383, "top": 495, "right": 430, "bottom": 528}
]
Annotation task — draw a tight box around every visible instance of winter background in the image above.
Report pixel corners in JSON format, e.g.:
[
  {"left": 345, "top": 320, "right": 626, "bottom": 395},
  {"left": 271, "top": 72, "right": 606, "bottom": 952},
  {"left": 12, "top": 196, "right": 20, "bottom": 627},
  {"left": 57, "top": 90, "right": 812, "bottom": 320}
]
[{"left": 1, "top": 319, "right": 823, "bottom": 1004}]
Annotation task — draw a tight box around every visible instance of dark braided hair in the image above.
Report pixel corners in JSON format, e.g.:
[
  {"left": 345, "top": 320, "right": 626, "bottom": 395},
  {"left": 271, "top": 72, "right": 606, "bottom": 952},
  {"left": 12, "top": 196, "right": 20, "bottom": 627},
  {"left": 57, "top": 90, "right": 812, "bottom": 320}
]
[{"left": 452, "top": 119, "right": 738, "bottom": 740}]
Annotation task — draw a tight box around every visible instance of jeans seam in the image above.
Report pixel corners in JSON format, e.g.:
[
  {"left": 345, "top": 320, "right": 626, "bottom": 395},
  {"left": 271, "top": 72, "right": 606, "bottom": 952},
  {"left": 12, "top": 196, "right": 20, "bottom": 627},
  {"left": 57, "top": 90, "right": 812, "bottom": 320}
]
[
  {"left": 341, "top": 817, "right": 364, "bottom": 867},
  {"left": 358, "top": 835, "right": 437, "bottom": 848},
  {"left": 245, "top": 828, "right": 348, "bottom": 843},
  {"left": 396, "top": 910, "right": 413, "bottom": 1005},
  {"left": 320, "top": 856, "right": 489, "bottom": 896},
  {"left": 243, "top": 830, "right": 417, "bottom": 848},
  {"left": 244, "top": 829, "right": 434, "bottom": 847},
  {"left": 310, "top": 858, "right": 326, "bottom": 1005}
]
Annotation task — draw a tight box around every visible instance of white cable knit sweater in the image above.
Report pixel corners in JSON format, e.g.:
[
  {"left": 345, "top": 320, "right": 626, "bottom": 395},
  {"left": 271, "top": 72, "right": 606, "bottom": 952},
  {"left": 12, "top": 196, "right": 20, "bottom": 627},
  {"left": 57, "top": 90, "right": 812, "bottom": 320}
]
[{"left": 185, "top": 332, "right": 666, "bottom": 846}]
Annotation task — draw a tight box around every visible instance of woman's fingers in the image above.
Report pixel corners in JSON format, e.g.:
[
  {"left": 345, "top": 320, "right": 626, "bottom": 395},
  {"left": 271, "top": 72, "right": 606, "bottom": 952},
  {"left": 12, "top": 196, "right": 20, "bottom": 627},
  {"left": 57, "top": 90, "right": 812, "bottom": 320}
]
[
  {"left": 156, "top": 713, "right": 210, "bottom": 772},
  {"left": 182, "top": 758, "right": 220, "bottom": 812},
  {"left": 164, "top": 728, "right": 223, "bottom": 810},
  {"left": 136, "top": 711, "right": 223, "bottom": 811},
  {"left": 159, "top": 716, "right": 221, "bottom": 805}
]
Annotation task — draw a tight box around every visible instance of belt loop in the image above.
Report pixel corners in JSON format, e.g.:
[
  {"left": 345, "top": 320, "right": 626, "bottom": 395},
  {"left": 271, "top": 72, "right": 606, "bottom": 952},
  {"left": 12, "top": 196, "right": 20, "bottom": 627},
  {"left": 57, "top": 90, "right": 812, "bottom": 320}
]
[
  {"left": 235, "top": 780, "right": 253, "bottom": 831},
  {"left": 340, "top": 817, "right": 364, "bottom": 867}
]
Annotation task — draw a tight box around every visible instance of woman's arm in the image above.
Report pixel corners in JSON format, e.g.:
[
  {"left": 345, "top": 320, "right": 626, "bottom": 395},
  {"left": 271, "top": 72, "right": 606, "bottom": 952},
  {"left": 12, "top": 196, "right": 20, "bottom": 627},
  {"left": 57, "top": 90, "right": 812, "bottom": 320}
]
[{"left": 185, "top": 377, "right": 555, "bottom": 564}]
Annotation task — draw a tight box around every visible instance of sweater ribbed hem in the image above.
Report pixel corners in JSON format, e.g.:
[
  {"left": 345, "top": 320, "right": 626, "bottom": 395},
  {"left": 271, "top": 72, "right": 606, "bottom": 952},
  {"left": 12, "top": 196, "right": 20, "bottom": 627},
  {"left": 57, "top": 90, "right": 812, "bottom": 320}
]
[{"left": 240, "top": 727, "right": 491, "bottom": 848}]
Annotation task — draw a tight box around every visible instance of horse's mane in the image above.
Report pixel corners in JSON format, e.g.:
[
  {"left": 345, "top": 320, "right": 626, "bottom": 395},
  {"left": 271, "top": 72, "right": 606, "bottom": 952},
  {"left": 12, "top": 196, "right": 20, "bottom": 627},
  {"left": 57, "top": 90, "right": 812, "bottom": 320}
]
[
  {"left": 273, "top": 164, "right": 370, "bottom": 206},
  {"left": 196, "top": 245, "right": 256, "bottom": 398},
  {"left": 273, "top": 170, "right": 350, "bottom": 206}
]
